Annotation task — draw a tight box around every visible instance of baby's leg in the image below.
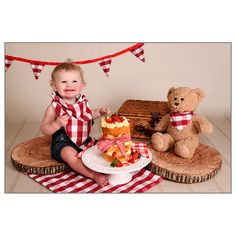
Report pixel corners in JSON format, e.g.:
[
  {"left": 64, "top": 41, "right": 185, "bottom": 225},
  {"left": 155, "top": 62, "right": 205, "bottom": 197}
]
[{"left": 61, "top": 146, "right": 108, "bottom": 187}]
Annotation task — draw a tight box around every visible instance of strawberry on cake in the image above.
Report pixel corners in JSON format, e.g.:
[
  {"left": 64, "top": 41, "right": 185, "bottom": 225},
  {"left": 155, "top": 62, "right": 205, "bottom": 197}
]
[{"left": 97, "top": 114, "right": 133, "bottom": 166}]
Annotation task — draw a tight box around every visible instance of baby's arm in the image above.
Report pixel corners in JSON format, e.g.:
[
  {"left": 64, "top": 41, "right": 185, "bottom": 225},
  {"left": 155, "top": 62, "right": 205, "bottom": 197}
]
[
  {"left": 92, "top": 108, "right": 111, "bottom": 119},
  {"left": 40, "top": 105, "right": 69, "bottom": 135}
]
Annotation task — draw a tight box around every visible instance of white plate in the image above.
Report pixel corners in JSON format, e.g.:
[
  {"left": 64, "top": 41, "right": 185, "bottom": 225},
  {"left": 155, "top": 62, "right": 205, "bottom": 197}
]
[{"left": 82, "top": 145, "right": 152, "bottom": 174}]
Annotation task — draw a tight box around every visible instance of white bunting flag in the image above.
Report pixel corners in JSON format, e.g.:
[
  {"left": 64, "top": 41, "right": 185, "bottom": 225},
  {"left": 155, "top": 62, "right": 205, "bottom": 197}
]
[
  {"left": 31, "top": 63, "right": 44, "bottom": 80},
  {"left": 5, "top": 58, "right": 14, "bottom": 71},
  {"left": 130, "top": 45, "right": 145, "bottom": 62},
  {"left": 98, "top": 58, "right": 112, "bottom": 77}
]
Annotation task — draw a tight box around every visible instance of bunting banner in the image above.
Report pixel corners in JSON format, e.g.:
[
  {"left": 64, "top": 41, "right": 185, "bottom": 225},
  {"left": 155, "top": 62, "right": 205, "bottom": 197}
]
[
  {"left": 98, "top": 58, "right": 112, "bottom": 77},
  {"left": 5, "top": 42, "right": 145, "bottom": 79},
  {"left": 31, "top": 64, "right": 44, "bottom": 80},
  {"left": 5, "top": 58, "right": 14, "bottom": 71},
  {"left": 130, "top": 45, "right": 145, "bottom": 62}
]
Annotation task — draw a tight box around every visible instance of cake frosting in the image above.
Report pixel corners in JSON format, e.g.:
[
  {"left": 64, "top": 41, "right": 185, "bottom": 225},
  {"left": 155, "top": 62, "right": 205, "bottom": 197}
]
[{"left": 101, "top": 117, "right": 129, "bottom": 128}]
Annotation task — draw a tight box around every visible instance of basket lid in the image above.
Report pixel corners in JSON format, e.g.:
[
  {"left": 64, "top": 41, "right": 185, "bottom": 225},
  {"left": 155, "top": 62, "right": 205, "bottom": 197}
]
[{"left": 118, "top": 99, "right": 169, "bottom": 118}]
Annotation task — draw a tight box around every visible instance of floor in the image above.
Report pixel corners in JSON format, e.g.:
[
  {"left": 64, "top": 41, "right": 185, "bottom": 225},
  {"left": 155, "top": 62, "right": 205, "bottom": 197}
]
[{"left": 5, "top": 112, "right": 231, "bottom": 193}]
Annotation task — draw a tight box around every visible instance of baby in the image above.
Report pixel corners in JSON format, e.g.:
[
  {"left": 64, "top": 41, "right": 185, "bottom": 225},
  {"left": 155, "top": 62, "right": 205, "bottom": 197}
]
[{"left": 40, "top": 62, "right": 110, "bottom": 187}]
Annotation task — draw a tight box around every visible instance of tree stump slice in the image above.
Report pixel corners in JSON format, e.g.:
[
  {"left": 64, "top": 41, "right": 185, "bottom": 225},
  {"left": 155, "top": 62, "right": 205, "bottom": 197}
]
[
  {"left": 11, "top": 136, "right": 70, "bottom": 174},
  {"left": 146, "top": 143, "right": 222, "bottom": 183}
]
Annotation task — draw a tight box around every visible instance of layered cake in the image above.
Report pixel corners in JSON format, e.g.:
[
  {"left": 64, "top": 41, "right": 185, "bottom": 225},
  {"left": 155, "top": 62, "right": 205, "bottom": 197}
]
[{"left": 97, "top": 114, "right": 132, "bottom": 165}]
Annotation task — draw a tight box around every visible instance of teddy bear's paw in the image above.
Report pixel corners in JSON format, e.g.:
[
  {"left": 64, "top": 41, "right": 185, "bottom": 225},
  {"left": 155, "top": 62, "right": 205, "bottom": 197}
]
[
  {"left": 175, "top": 143, "right": 192, "bottom": 159},
  {"left": 199, "top": 122, "right": 213, "bottom": 134},
  {"left": 151, "top": 133, "right": 165, "bottom": 151}
]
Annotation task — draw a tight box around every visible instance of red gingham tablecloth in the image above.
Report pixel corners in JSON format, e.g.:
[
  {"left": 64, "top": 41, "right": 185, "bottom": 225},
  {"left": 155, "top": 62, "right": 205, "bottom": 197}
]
[{"left": 27, "top": 142, "right": 163, "bottom": 193}]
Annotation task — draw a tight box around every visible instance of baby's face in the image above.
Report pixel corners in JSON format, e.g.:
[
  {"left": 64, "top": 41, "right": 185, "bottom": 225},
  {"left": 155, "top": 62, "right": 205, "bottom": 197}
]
[{"left": 51, "top": 70, "right": 84, "bottom": 99}]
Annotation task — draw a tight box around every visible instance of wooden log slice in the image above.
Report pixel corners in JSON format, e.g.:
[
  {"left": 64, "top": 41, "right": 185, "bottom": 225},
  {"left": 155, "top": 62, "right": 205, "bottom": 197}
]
[
  {"left": 146, "top": 143, "right": 222, "bottom": 183},
  {"left": 11, "top": 136, "right": 70, "bottom": 174}
]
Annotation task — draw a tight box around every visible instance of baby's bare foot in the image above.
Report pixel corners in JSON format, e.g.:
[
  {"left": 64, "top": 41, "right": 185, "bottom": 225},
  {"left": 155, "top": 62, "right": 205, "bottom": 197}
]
[{"left": 93, "top": 173, "right": 108, "bottom": 187}]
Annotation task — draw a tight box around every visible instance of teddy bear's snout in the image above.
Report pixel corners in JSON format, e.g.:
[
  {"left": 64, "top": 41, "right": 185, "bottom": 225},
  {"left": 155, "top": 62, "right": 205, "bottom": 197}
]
[{"left": 174, "top": 102, "right": 179, "bottom": 106}]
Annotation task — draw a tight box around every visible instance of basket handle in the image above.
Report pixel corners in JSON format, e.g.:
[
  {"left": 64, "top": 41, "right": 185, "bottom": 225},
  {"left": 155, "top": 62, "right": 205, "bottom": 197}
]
[{"left": 149, "top": 112, "right": 160, "bottom": 128}]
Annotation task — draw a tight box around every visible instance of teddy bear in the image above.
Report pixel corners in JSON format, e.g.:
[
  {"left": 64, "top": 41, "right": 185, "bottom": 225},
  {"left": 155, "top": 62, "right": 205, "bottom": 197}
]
[{"left": 151, "top": 87, "right": 213, "bottom": 159}]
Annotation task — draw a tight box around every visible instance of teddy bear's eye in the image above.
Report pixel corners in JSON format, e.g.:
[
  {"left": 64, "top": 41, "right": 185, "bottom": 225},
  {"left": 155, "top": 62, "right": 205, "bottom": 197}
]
[
  {"left": 174, "top": 97, "right": 177, "bottom": 100},
  {"left": 181, "top": 98, "right": 184, "bottom": 101}
]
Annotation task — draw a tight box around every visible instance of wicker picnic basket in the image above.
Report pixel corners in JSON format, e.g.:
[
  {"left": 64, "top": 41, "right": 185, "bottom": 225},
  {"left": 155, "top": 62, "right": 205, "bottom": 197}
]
[{"left": 118, "top": 99, "right": 169, "bottom": 139}]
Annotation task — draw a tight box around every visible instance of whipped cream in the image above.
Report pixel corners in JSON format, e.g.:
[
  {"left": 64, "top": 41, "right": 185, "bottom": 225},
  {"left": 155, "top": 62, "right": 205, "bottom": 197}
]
[{"left": 101, "top": 116, "right": 129, "bottom": 128}]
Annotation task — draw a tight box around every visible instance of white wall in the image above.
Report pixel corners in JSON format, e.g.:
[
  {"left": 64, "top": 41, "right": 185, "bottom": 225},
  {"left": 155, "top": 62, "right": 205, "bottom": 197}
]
[{"left": 5, "top": 43, "right": 231, "bottom": 124}]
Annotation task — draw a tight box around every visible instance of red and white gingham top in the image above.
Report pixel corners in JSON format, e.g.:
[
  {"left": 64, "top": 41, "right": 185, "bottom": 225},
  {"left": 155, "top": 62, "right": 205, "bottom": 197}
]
[{"left": 51, "top": 92, "right": 93, "bottom": 148}]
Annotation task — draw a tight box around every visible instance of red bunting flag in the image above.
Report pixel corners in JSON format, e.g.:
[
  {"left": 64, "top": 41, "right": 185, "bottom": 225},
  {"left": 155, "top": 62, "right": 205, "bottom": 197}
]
[
  {"left": 98, "top": 58, "right": 112, "bottom": 77},
  {"left": 130, "top": 45, "right": 145, "bottom": 62},
  {"left": 5, "top": 58, "right": 14, "bottom": 71},
  {"left": 31, "top": 63, "right": 44, "bottom": 80}
]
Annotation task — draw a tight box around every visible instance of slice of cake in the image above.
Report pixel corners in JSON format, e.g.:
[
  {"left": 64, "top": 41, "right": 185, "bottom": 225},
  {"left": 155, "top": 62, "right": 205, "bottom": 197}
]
[{"left": 97, "top": 114, "right": 132, "bottom": 164}]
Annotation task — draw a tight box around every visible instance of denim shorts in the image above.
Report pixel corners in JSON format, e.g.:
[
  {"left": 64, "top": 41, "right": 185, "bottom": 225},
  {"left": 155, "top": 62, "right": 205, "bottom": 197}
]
[{"left": 51, "top": 128, "right": 92, "bottom": 163}]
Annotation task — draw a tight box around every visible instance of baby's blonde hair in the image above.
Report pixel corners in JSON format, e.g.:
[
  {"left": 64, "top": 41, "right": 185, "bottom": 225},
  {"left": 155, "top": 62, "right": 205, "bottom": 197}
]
[{"left": 51, "top": 63, "right": 85, "bottom": 84}]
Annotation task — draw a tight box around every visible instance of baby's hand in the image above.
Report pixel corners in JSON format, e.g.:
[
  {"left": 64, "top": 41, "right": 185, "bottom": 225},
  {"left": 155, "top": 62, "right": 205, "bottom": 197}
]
[
  {"left": 55, "top": 114, "right": 70, "bottom": 127},
  {"left": 100, "top": 108, "right": 111, "bottom": 116}
]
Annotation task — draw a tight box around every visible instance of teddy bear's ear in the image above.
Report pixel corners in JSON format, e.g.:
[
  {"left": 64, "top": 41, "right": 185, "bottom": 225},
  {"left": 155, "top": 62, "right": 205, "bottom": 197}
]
[
  {"left": 193, "top": 88, "right": 205, "bottom": 102},
  {"left": 167, "top": 87, "right": 175, "bottom": 99}
]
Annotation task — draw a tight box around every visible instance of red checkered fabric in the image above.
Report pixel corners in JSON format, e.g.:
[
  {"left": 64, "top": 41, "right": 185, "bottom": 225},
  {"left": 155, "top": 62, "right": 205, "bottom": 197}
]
[
  {"left": 131, "top": 142, "right": 149, "bottom": 157},
  {"left": 98, "top": 58, "right": 112, "bottom": 77},
  {"left": 51, "top": 92, "right": 93, "bottom": 148},
  {"left": 28, "top": 169, "right": 162, "bottom": 193},
  {"left": 170, "top": 111, "right": 193, "bottom": 130},
  {"left": 27, "top": 142, "right": 162, "bottom": 193},
  {"left": 5, "top": 58, "right": 13, "bottom": 71},
  {"left": 130, "top": 45, "right": 145, "bottom": 62},
  {"left": 31, "top": 63, "right": 44, "bottom": 80}
]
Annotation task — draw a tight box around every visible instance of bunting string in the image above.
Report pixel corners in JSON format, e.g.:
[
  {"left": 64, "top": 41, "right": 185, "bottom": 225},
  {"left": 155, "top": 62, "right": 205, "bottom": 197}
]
[{"left": 5, "top": 42, "right": 145, "bottom": 78}]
